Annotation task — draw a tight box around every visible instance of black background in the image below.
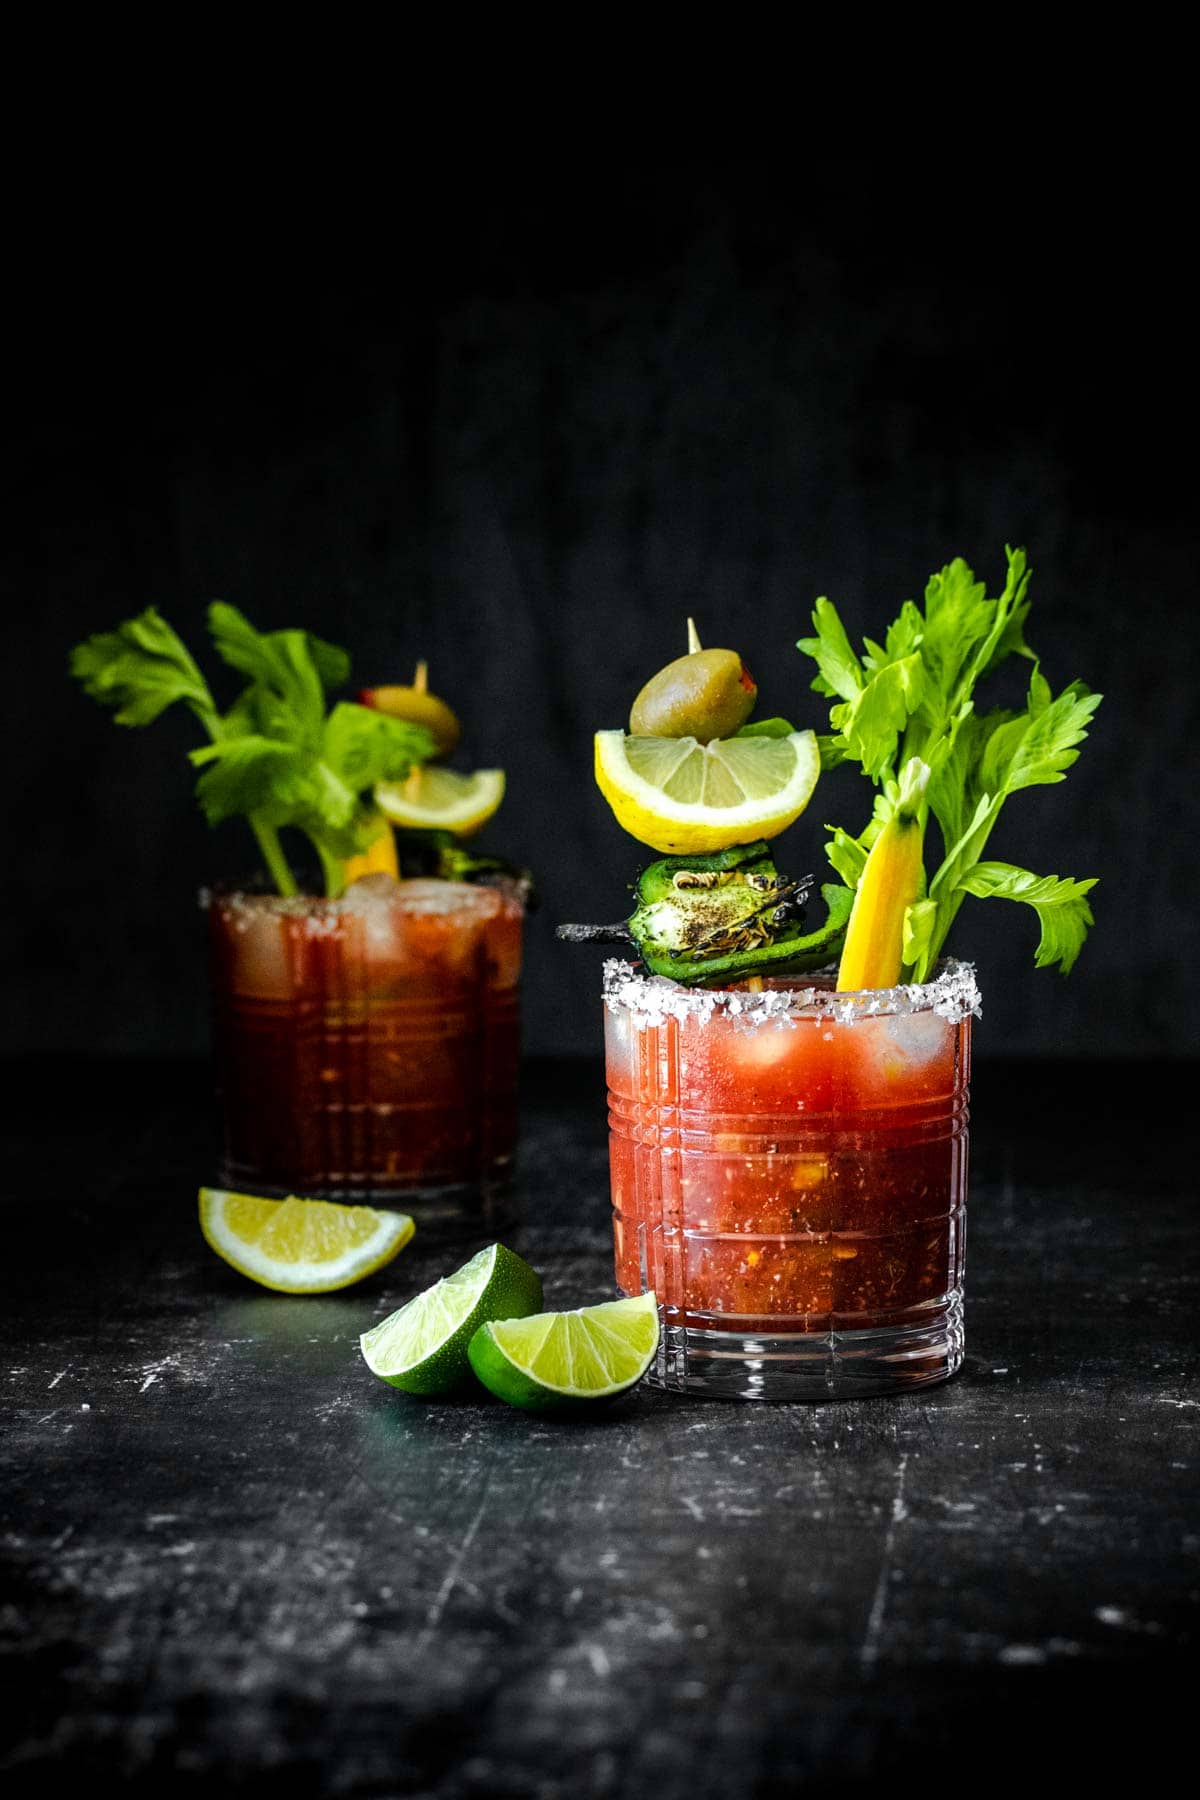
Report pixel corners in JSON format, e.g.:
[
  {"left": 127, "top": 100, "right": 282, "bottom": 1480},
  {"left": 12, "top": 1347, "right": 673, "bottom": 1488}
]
[{"left": 5, "top": 160, "right": 1196, "bottom": 1060}]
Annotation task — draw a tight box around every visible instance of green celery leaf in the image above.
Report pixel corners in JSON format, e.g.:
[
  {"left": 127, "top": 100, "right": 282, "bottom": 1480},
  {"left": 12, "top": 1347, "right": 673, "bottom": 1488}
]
[
  {"left": 306, "top": 634, "right": 353, "bottom": 692},
  {"left": 70, "top": 608, "right": 217, "bottom": 728},
  {"left": 797, "top": 599, "right": 864, "bottom": 702},
  {"left": 795, "top": 546, "right": 1101, "bottom": 978},
  {"left": 735, "top": 717, "right": 797, "bottom": 739},
  {"left": 321, "top": 703, "right": 433, "bottom": 789},
  {"left": 836, "top": 652, "right": 925, "bottom": 778},
  {"left": 926, "top": 704, "right": 1005, "bottom": 856},
  {"left": 956, "top": 862, "right": 1098, "bottom": 973},
  {"left": 884, "top": 600, "right": 925, "bottom": 665},
  {"left": 307, "top": 759, "right": 361, "bottom": 832},
  {"left": 980, "top": 675, "right": 1103, "bottom": 796},
  {"left": 928, "top": 792, "right": 1002, "bottom": 902},
  {"left": 977, "top": 545, "right": 1036, "bottom": 677},
  {"left": 916, "top": 558, "right": 993, "bottom": 704},
  {"left": 824, "top": 826, "right": 870, "bottom": 889},
  {"left": 902, "top": 897, "right": 938, "bottom": 973},
  {"left": 189, "top": 736, "right": 303, "bottom": 825},
  {"left": 207, "top": 603, "right": 348, "bottom": 744},
  {"left": 819, "top": 881, "right": 857, "bottom": 932}
]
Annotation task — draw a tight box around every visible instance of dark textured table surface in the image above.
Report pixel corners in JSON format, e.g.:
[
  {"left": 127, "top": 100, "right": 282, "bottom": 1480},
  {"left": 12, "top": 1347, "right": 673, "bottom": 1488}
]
[{"left": 2, "top": 1056, "right": 1195, "bottom": 1797}]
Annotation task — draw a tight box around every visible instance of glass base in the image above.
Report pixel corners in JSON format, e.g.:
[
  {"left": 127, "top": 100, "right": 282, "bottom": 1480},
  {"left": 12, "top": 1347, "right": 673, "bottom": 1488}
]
[
  {"left": 644, "top": 1293, "right": 964, "bottom": 1400},
  {"left": 217, "top": 1162, "right": 515, "bottom": 1232}
]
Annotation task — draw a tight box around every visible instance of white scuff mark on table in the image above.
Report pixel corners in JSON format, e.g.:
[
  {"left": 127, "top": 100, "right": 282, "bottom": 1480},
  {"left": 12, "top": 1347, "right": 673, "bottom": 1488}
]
[
  {"left": 1155, "top": 1397, "right": 1199, "bottom": 1408},
  {"left": 47, "top": 1369, "right": 69, "bottom": 1390},
  {"left": 415, "top": 1488, "right": 490, "bottom": 1653},
  {"left": 860, "top": 1452, "right": 909, "bottom": 1670},
  {"left": 998, "top": 1644, "right": 1047, "bottom": 1665},
  {"left": 679, "top": 1495, "right": 705, "bottom": 1523},
  {"left": 583, "top": 1643, "right": 611, "bottom": 1678},
  {"left": 139, "top": 1357, "right": 179, "bottom": 1393}
]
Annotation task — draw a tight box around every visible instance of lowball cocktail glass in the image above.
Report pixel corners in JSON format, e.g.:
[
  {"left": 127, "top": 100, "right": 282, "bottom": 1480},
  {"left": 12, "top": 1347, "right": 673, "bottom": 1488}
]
[
  {"left": 206, "top": 877, "right": 523, "bottom": 1223},
  {"left": 604, "top": 960, "right": 979, "bottom": 1399}
]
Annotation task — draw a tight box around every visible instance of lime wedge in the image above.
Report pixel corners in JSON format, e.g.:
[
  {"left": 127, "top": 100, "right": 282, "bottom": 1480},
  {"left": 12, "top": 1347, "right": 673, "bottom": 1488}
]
[
  {"left": 359, "top": 1243, "right": 543, "bottom": 1396},
  {"left": 467, "top": 1292, "right": 660, "bottom": 1411},
  {"left": 199, "top": 1188, "right": 414, "bottom": 1293}
]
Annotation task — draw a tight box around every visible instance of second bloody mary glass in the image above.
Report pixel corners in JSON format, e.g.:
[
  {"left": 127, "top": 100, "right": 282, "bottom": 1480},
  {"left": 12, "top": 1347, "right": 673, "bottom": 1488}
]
[
  {"left": 604, "top": 959, "right": 979, "bottom": 1399},
  {"left": 206, "top": 876, "right": 523, "bottom": 1223}
]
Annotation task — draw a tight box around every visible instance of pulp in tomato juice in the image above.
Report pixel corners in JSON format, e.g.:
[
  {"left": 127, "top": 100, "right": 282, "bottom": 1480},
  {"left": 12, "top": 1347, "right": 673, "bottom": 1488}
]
[
  {"left": 607, "top": 993, "right": 967, "bottom": 1331},
  {"left": 210, "top": 880, "right": 522, "bottom": 1196}
]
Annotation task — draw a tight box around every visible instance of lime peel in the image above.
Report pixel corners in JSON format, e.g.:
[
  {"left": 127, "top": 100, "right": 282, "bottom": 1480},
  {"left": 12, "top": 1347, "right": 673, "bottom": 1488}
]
[
  {"left": 360, "top": 1242, "right": 543, "bottom": 1396},
  {"left": 467, "top": 1291, "right": 661, "bottom": 1411}
]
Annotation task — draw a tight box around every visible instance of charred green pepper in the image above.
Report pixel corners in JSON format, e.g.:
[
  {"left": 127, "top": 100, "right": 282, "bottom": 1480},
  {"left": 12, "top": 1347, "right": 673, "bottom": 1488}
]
[
  {"left": 558, "top": 841, "right": 850, "bottom": 984},
  {"left": 629, "top": 842, "right": 850, "bottom": 983}
]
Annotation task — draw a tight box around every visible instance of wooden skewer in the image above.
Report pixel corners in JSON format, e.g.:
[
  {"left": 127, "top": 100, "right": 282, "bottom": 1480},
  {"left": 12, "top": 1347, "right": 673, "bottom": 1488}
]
[
  {"left": 687, "top": 617, "right": 702, "bottom": 654},
  {"left": 414, "top": 660, "right": 429, "bottom": 693}
]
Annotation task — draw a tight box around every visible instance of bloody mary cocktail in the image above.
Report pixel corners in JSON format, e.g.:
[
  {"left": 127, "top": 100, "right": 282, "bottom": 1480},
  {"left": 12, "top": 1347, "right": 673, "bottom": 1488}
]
[
  {"left": 604, "top": 959, "right": 978, "bottom": 1399},
  {"left": 567, "top": 549, "right": 1099, "bottom": 1404},
  {"left": 208, "top": 876, "right": 523, "bottom": 1219},
  {"left": 71, "top": 599, "right": 529, "bottom": 1229}
]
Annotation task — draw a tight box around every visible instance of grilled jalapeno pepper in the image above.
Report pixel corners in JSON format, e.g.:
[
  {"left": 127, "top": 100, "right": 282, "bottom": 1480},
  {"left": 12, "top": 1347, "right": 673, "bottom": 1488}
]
[{"left": 627, "top": 841, "right": 851, "bottom": 985}]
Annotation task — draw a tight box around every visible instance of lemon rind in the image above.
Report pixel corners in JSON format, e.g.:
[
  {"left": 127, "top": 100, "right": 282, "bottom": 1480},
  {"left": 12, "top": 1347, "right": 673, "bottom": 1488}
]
[
  {"left": 199, "top": 1191, "right": 413, "bottom": 1293},
  {"left": 595, "top": 729, "right": 818, "bottom": 825}
]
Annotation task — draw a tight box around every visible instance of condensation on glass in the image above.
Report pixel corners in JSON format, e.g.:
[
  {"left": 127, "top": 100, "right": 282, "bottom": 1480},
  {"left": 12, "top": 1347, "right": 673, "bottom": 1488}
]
[
  {"left": 204, "top": 878, "right": 523, "bottom": 1222},
  {"left": 604, "top": 959, "right": 979, "bottom": 1400}
]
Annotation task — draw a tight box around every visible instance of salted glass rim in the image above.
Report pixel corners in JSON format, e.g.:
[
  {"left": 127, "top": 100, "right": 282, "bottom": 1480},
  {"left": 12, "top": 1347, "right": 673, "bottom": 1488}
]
[
  {"left": 199, "top": 878, "right": 526, "bottom": 921},
  {"left": 602, "top": 956, "right": 981, "bottom": 1026}
]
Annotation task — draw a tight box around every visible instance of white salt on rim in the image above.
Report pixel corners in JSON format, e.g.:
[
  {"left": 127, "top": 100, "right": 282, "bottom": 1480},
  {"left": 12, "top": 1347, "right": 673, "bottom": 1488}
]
[
  {"left": 200, "top": 879, "right": 506, "bottom": 919},
  {"left": 199, "top": 879, "right": 518, "bottom": 939},
  {"left": 602, "top": 957, "right": 982, "bottom": 1027}
]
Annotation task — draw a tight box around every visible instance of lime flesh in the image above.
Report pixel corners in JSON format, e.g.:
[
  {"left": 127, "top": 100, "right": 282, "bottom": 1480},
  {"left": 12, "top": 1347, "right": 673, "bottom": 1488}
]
[
  {"left": 467, "top": 1292, "right": 660, "bottom": 1412},
  {"left": 360, "top": 1243, "right": 543, "bottom": 1396}
]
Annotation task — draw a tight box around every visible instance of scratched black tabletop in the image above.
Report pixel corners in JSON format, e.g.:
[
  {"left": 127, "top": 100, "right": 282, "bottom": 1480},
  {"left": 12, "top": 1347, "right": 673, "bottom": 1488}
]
[{"left": 1, "top": 1056, "right": 1195, "bottom": 1797}]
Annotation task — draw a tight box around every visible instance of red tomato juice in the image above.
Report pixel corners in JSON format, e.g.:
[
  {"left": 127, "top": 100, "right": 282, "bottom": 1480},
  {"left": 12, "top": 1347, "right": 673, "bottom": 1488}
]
[
  {"left": 605, "top": 968, "right": 971, "bottom": 1337},
  {"left": 207, "top": 879, "right": 522, "bottom": 1202}
]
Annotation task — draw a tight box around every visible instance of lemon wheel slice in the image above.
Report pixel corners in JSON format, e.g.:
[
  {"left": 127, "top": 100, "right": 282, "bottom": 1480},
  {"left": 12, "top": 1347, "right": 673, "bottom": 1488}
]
[
  {"left": 375, "top": 767, "right": 505, "bottom": 836},
  {"left": 594, "top": 729, "right": 820, "bottom": 853},
  {"left": 199, "top": 1188, "right": 415, "bottom": 1293}
]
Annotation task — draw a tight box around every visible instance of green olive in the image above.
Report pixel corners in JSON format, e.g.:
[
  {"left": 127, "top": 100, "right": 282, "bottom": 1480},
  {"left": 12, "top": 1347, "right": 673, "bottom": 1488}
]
[
  {"left": 360, "top": 661, "right": 461, "bottom": 757},
  {"left": 629, "top": 648, "right": 758, "bottom": 739}
]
